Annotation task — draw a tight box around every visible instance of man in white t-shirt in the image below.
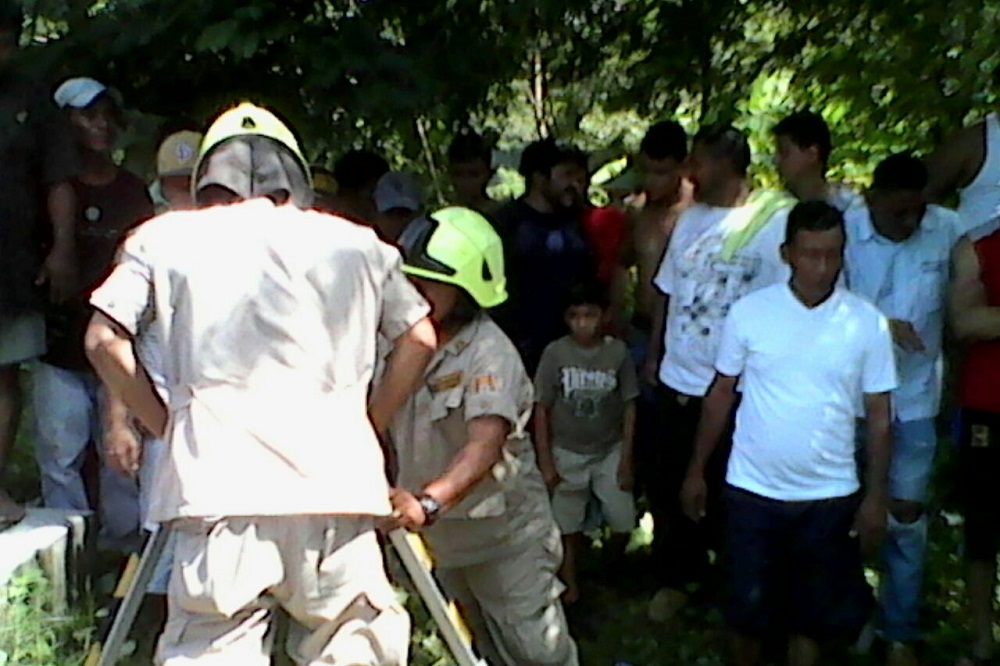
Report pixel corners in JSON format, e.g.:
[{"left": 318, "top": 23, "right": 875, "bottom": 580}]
[
  {"left": 844, "top": 154, "right": 963, "bottom": 663},
  {"left": 681, "top": 201, "right": 897, "bottom": 666},
  {"left": 645, "top": 123, "right": 792, "bottom": 619}
]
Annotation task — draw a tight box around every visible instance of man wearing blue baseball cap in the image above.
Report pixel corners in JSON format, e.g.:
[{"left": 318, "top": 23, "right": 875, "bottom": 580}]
[{"left": 32, "top": 75, "right": 153, "bottom": 552}]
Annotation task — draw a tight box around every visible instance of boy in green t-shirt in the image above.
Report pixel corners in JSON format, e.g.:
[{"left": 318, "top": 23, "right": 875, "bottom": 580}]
[{"left": 534, "top": 281, "right": 639, "bottom": 604}]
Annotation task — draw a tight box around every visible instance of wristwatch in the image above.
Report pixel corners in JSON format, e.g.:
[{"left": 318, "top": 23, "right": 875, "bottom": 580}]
[{"left": 416, "top": 493, "right": 442, "bottom": 526}]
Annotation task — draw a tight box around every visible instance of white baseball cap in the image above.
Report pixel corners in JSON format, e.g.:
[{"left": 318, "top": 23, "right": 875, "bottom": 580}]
[{"left": 53, "top": 77, "right": 108, "bottom": 110}]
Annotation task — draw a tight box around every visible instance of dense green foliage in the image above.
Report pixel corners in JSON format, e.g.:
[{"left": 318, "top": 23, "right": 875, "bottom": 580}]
[{"left": 16, "top": 0, "right": 1000, "bottom": 190}]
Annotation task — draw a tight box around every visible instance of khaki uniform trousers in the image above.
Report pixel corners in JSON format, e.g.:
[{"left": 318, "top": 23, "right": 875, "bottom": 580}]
[
  {"left": 435, "top": 526, "right": 579, "bottom": 666},
  {"left": 156, "top": 515, "right": 408, "bottom": 666}
]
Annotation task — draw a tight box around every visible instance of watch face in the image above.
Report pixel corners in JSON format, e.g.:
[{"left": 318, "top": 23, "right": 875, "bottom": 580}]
[{"left": 418, "top": 495, "right": 441, "bottom": 522}]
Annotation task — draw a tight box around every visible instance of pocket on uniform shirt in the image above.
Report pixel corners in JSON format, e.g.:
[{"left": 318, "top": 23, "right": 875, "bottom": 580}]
[
  {"left": 918, "top": 259, "right": 947, "bottom": 309},
  {"left": 429, "top": 386, "right": 464, "bottom": 421}
]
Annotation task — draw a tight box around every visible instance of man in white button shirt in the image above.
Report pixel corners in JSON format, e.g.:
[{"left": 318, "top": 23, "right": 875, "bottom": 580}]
[
  {"left": 844, "top": 153, "right": 963, "bottom": 664},
  {"left": 682, "top": 201, "right": 896, "bottom": 666}
]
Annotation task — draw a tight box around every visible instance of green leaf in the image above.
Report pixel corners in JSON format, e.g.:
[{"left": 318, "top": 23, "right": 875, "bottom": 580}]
[{"left": 194, "top": 18, "right": 240, "bottom": 53}]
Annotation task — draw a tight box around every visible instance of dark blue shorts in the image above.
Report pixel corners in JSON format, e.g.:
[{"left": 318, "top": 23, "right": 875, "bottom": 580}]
[{"left": 723, "top": 486, "right": 872, "bottom": 642}]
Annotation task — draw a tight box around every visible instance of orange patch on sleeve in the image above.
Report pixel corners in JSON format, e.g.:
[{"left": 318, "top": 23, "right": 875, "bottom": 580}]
[{"left": 470, "top": 375, "right": 500, "bottom": 392}]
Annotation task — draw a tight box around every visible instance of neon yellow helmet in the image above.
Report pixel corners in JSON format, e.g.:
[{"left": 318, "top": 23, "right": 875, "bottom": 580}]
[
  {"left": 398, "top": 206, "right": 507, "bottom": 308},
  {"left": 193, "top": 102, "right": 312, "bottom": 189}
]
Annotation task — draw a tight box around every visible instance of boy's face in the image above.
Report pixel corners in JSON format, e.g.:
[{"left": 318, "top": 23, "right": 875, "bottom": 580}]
[
  {"left": 637, "top": 153, "right": 682, "bottom": 203},
  {"left": 566, "top": 303, "right": 603, "bottom": 342},
  {"left": 449, "top": 158, "right": 491, "bottom": 203},
  {"left": 774, "top": 134, "right": 818, "bottom": 184}
]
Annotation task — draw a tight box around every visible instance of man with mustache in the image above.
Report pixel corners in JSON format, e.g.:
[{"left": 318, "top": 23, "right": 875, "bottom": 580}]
[{"left": 493, "top": 139, "right": 597, "bottom": 375}]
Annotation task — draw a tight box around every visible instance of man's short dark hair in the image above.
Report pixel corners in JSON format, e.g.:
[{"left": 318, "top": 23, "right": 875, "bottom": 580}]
[
  {"left": 566, "top": 280, "right": 609, "bottom": 310},
  {"left": 871, "top": 153, "right": 928, "bottom": 193},
  {"left": 693, "top": 123, "right": 751, "bottom": 176},
  {"left": 784, "top": 200, "right": 845, "bottom": 246},
  {"left": 0, "top": 4, "right": 23, "bottom": 37},
  {"left": 639, "top": 120, "right": 688, "bottom": 162},
  {"left": 518, "top": 138, "right": 588, "bottom": 180},
  {"left": 333, "top": 150, "right": 389, "bottom": 192},
  {"left": 773, "top": 110, "right": 832, "bottom": 169},
  {"left": 448, "top": 131, "right": 492, "bottom": 166}
]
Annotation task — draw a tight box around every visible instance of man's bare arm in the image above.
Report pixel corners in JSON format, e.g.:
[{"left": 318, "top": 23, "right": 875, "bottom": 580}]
[
  {"left": 38, "top": 181, "right": 78, "bottom": 303},
  {"left": 609, "top": 214, "right": 637, "bottom": 333},
  {"left": 533, "top": 403, "right": 560, "bottom": 488},
  {"left": 855, "top": 391, "right": 892, "bottom": 555},
  {"left": 687, "top": 374, "right": 738, "bottom": 476},
  {"left": 680, "top": 373, "right": 738, "bottom": 521},
  {"left": 644, "top": 293, "right": 668, "bottom": 383},
  {"left": 949, "top": 236, "right": 1000, "bottom": 342},
  {"left": 85, "top": 312, "right": 167, "bottom": 439},
  {"left": 369, "top": 318, "right": 437, "bottom": 437},
  {"left": 422, "top": 415, "right": 507, "bottom": 512},
  {"left": 861, "top": 392, "right": 892, "bottom": 500},
  {"left": 102, "top": 391, "right": 142, "bottom": 477},
  {"left": 925, "top": 124, "right": 980, "bottom": 204}
]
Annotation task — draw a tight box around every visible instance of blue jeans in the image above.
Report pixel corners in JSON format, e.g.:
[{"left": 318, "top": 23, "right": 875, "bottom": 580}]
[
  {"left": 879, "top": 417, "right": 937, "bottom": 642},
  {"left": 32, "top": 362, "right": 140, "bottom": 552}
]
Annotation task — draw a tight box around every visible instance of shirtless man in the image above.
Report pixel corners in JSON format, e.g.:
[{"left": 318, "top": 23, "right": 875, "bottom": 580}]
[
  {"left": 610, "top": 120, "right": 692, "bottom": 378},
  {"left": 926, "top": 110, "right": 1000, "bottom": 239},
  {"left": 610, "top": 121, "right": 691, "bottom": 570}
]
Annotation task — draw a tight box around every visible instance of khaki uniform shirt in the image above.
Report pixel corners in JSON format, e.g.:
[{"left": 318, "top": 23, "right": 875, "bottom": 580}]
[
  {"left": 390, "top": 313, "right": 555, "bottom": 568},
  {"left": 91, "top": 199, "right": 429, "bottom": 522}
]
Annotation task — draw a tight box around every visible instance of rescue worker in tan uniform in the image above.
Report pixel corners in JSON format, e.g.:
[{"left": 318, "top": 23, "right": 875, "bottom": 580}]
[
  {"left": 84, "top": 103, "right": 437, "bottom": 665},
  {"left": 384, "top": 206, "right": 579, "bottom": 666}
]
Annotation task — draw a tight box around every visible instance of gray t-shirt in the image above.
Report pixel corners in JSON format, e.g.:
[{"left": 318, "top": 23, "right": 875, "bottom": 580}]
[{"left": 534, "top": 336, "right": 639, "bottom": 454}]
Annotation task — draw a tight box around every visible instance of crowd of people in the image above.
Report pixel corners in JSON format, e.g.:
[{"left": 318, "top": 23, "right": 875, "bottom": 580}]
[{"left": 2, "top": 4, "right": 1000, "bottom": 666}]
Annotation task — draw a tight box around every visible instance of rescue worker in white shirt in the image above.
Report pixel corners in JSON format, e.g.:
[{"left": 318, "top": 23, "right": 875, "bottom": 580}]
[
  {"left": 843, "top": 153, "right": 963, "bottom": 665},
  {"left": 384, "top": 207, "right": 579, "bottom": 666},
  {"left": 84, "top": 102, "right": 437, "bottom": 666}
]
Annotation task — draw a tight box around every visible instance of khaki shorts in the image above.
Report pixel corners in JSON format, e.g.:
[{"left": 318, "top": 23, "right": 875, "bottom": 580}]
[
  {"left": 156, "top": 515, "right": 409, "bottom": 666},
  {"left": 0, "top": 312, "right": 44, "bottom": 366},
  {"left": 551, "top": 443, "right": 637, "bottom": 534},
  {"left": 437, "top": 525, "right": 578, "bottom": 666}
]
